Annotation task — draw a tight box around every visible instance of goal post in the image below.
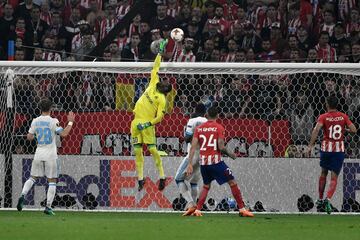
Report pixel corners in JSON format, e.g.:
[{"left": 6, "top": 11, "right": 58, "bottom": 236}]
[{"left": 0, "top": 61, "right": 359, "bottom": 213}]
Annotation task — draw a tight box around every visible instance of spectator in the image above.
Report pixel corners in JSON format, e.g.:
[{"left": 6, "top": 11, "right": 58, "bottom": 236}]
[
  {"left": 320, "top": 10, "right": 336, "bottom": 37},
  {"left": 121, "top": 32, "right": 143, "bottom": 61},
  {"left": 235, "top": 48, "right": 246, "bottom": 62},
  {"left": 202, "top": 19, "right": 224, "bottom": 50},
  {"left": 93, "top": 73, "right": 116, "bottom": 111},
  {"left": 75, "top": 73, "right": 94, "bottom": 110},
  {"left": 270, "top": 22, "right": 288, "bottom": 58},
  {"left": 203, "top": 1, "right": 215, "bottom": 21},
  {"left": 350, "top": 42, "right": 360, "bottom": 63},
  {"left": 108, "top": 41, "right": 121, "bottom": 61},
  {"left": 238, "top": 22, "right": 262, "bottom": 53},
  {"left": 42, "top": 36, "right": 62, "bottom": 60},
  {"left": 15, "top": 0, "right": 37, "bottom": 20},
  {"left": 249, "top": 76, "right": 282, "bottom": 121},
  {"left": 116, "top": 0, "right": 131, "bottom": 20},
  {"left": 219, "top": 76, "right": 251, "bottom": 118},
  {"left": 28, "top": 5, "right": 49, "bottom": 47},
  {"left": 166, "top": 0, "right": 180, "bottom": 18},
  {"left": 176, "top": 3, "right": 191, "bottom": 29},
  {"left": 315, "top": 31, "right": 337, "bottom": 63},
  {"left": 102, "top": 49, "right": 112, "bottom": 61},
  {"left": 282, "top": 34, "right": 305, "bottom": 61},
  {"left": 191, "top": 6, "right": 202, "bottom": 26},
  {"left": 128, "top": 13, "right": 141, "bottom": 39},
  {"left": 257, "top": 2, "right": 279, "bottom": 37},
  {"left": 59, "top": 7, "right": 81, "bottom": 53},
  {"left": 86, "top": 0, "right": 105, "bottom": 32},
  {"left": 115, "top": 28, "right": 130, "bottom": 52},
  {"left": 299, "top": 0, "right": 313, "bottom": 29},
  {"left": 99, "top": 3, "right": 118, "bottom": 41},
  {"left": 228, "top": 21, "right": 242, "bottom": 43},
  {"left": 0, "top": 4, "right": 15, "bottom": 59},
  {"left": 196, "top": 39, "right": 214, "bottom": 62},
  {"left": 221, "top": 38, "right": 237, "bottom": 62},
  {"left": 346, "top": 8, "right": 360, "bottom": 37},
  {"left": 33, "top": 47, "right": 43, "bottom": 60},
  {"left": 297, "top": 25, "right": 313, "bottom": 53},
  {"left": 150, "top": 4, "right": 176, "bottom": 31},
  {"left": 213, "top": 5, "right": 230, "bottom": 36},
  {"left": 246, "top": 47, "right": 255, "bottom": 62},
  {"left": 15, "top": 37, "right": 23, "bottom": 49},
  {"left": 176, "top": 37, "right": 196, "bottom": 62},
  {"left": 306, "top": 48, "right": 320, "bottom": 62},
  {"left": 73, "top": 29, "right": 95, "bottom": 61},
  {"left": 330, "top": 22, "right": 348, "bottom": 54},
  {"left": 257, "top": 38, "right": 278, "bottom": 62},
  {"left": 338, "top": 0, "right": 357, "bottom": 22},
  {"left": 210, "top": 48, "right": 221, "bottom": 62},
  {"left": 289, "top": 49, "right": 301, "bottom": 62},
  {"left": 287, "top": 2, "right": 301, "bottom": 35},
  {"left": 139, "top": 21, "right": 151, "bottom": 46},
  {"left": 223, "top": 0, "right": 239, "bottom": 21},
  {"left": 289, "top": 91, "right": 314, "bottom": 145},
  {"left": 71, "top": 20, "right": 97, "bottom": 53},
  {"left": 40, "top": 1, "right": 51, "bottom": 25},
  {"left": 15, "top": 48, "right": 26, "bottom": 60},
  {"left": 48, "top": 11, "right": 62, "bottom": 37},
  {"left": 186, "top": 20, "right": 201, "bottom": 46}
]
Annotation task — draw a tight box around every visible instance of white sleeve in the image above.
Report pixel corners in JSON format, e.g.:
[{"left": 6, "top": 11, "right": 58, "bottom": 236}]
[
  {"left": 184, "top": 119, "right": 194, "bottom": 137},
  {"left": 28, "top": 120, "right": 36, "bottom": 134},
  {"left": 53, "top": 118, "right": 64, "bottom": 135}
]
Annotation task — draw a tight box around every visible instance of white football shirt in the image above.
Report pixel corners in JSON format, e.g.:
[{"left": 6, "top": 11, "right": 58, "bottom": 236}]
[
  {"left": 185, "top": 116, "right": 207, "bottom": 153},
  {"left": 28, "top": 115, "right": 63, "bottom": 160}
]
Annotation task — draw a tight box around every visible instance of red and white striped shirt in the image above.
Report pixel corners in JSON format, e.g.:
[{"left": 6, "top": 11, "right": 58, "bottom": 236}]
[
  {"left": 115, "top": 37, "right": 129, "bottom": 51},
  {"left": 167, "top": 4, "right": 180, "bottom": 18},
  {"left": 176, "top": 50, "right": 196, "bottom": 62},
  {"left": 221, "top": 52, "right": 236, "bottom": 62},
  {"left": 318, "top": 111, "right": 353, "bottom": 152},
  {"left": 223, "top": 3, "right": 239, "bottom": 21},
  {"left": 99, "top": 18, "right": 118, "bottom": 41},
  {"left": 40, "top": 12, "right": 52, "bottom": 26},
  {"left": 320, "top": 23, "right": 335, "bottom": 37},
  {"left": 128, "top": 22, "right": 140, "bottom": 39},
  {"left": 193, "top": 121, "right": 225, "bottom": 165},
  {"left": 116, "top": 4, "right": 130, "bottom": 20},
  {"left": 43, "top": 52, "right": 62, "bottom": 61},
  {"left": 315, "top": 44, "right": 337, "bottom": 63},
  {"left": 288, "top": 17, "right": 302, "bottom": 34},
  {"left": 346, "top": 22, "right": 360, "bottom": 36},
  {"left": 338, "top": 0, "right": 356, "bottom": 21}
]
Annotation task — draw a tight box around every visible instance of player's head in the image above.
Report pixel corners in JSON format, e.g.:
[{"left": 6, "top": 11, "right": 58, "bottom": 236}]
[
  {"left": 326, "top": 94, "right": 338, "bottom": 110},
  {"left": 38, "top": 98, "right": 53, "bottom": 113},
  {"left": 156, "top": 81, "right": 172, "bottom": 95},
  {"left": 194, "top": 103, "right": 206, "bottom": 117},
  {"left": 207, "top": 106, "right": 219, "bottom": 120}
]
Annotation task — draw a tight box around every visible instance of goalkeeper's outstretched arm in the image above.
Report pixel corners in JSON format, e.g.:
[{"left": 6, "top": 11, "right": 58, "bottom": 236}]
[{"left": 149, "top": 54, "right": 162, "bottom": 89}]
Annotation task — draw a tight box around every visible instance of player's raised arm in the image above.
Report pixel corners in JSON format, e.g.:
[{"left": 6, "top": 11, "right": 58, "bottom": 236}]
[{"left": 59, "top": 112, "right": 75, "bottom": 138}]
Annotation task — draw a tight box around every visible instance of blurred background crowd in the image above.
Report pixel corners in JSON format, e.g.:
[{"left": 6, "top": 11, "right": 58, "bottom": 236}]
[{"left": 1, "top": 0, "right": 360, "bottom": 157}]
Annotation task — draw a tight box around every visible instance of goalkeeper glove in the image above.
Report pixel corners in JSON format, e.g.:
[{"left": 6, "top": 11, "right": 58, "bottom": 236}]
[
  {"left": 159, "top": 39, "right": 168, "bottom": 54},
  {"left": 137, "top": 122, "right": 152, "bottom": 131}
]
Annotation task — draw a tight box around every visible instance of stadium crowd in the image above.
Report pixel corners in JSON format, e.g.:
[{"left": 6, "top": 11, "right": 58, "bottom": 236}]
[{"left": 1, "top": 0, "right": 360, "bottom": 156}]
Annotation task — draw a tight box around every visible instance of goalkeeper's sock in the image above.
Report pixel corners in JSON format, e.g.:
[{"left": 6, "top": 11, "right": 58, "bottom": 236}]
[
  {"left": 190, "top": 183, "right": 199, "bottom": 203},
  {"left": 21, "top": 177, "right": 36, "bottom": 196},
  {"left": 318, "top": 175, "right": 327, "bottom": 200},
  {"left": 177, "top": 181, "right": 194, "bottom": 205},
  {"left": 134, "top": 146, "right": 145, "bottom": 180},
  {"left": 326, "top": 176, "right": 338, "bottom": 199},
  {"left": 230, "top": 184, "right": 245, "bottom": 209},
  {"left": 148, "top": 146, "right": 165, "bottom": 179},
  {"left": 46, "top": 182, "right": 56, "bottom": 208},
  {"left": 196, "top": 185, "right": 210, "bottom": 210}
]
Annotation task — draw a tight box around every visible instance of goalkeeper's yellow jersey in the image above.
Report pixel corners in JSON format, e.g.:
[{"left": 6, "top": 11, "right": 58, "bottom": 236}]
[{"left": 133, "top": 54, "right": 166, "bottom": 125}]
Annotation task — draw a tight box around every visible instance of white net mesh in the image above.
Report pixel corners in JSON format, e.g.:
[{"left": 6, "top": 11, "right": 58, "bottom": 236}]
[{"left": 0, "top": 62, "right": 360, "bottom": 213}]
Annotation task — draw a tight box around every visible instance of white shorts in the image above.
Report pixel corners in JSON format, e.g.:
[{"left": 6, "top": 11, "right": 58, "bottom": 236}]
[
  {"left": 30, "top": 158, "right": 59, "bottom": 179},
  {"left": 175, "top": 156, "right": 201, "bottom": 184}
]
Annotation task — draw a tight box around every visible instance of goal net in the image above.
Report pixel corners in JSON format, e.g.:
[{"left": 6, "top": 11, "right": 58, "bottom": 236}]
[{"left": 0, "top": 62, "right": 360, "bottom": 213}]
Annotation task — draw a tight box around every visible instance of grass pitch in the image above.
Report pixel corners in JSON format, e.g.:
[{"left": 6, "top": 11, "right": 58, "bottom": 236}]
[{"left": 1, "top": 211, "right": 359, "bottom": 240}]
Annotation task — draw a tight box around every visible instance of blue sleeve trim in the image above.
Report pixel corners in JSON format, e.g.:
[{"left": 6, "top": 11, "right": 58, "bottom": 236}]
[
  {"left": 185, "top": 132, "right": 193, "bottom": 137},
  {"left": 56, "top": 127, "right": 64, "bottom": 134}
]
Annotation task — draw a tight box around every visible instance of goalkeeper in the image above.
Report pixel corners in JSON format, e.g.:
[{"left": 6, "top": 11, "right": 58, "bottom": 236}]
[{"left": 131, "top": 40, "right": 172, "bottom": 191}]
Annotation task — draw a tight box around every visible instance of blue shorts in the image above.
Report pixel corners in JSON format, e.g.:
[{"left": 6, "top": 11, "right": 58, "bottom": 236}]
[
  {"left": 320, "top": 151, "right": 345, "bottom": 175},
  {"left": 200, "top": 161, "right": 234, "bottom": 185}
]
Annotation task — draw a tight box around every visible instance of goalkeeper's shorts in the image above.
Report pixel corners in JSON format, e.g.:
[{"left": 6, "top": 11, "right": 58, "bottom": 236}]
[{"left": 130, "top": 118, "right": 156, "bottom": 145}]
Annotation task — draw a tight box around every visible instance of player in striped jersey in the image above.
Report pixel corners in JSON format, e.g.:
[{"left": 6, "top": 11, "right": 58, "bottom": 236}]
[
  {"left": 17, "top": 99, "right": 75, "bottom": 215},
  {"left": 307, "top": 95, "right": 357, "bottom": 214},
  {"left": 184, "top": 106, "right": 253, "bottom": 217},
  {"left": 175, "top": 104, "right": 207, "bottom": 214}
]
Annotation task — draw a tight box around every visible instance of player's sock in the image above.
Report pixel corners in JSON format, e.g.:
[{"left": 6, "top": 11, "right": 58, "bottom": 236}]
[
  {"left": 326, "top": 176, "right": 338, "bottom": 199},
  {"left": 196, "top": 185, "right": 210, "bottom": 210},
  {"left": 21, "top": 177, "right": 36, "bottom": 196},
  {"left": 190, "top": 183, "right": 198, "bottom": 203},
  {"left": 134, "top": 145, "right": 144, "bottom": 180},
  {"left": 230, "top": 184, "right": 245, "bottom": 209},
  {"left": 46, "top": 182, "right": 56, "bottom": 208},
  {"left": 148, "top": 146, "right": 165, "bottom": 179},
  {"left": 318, "top": 175, "right": 326, "bottom": 200},
  {"left": 176, "top": 181, "right": 194, "bottom": 205}
]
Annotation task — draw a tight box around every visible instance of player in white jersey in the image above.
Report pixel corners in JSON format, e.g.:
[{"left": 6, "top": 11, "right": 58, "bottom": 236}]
[
  {"left": 17, "top": 98, "right": 75, "bottom": 215},
  {"left": 175, "top": 104, "right": 207, "bottom": 214}
]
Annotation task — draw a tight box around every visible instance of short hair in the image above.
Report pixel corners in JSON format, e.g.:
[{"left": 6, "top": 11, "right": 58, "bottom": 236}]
[
  {"left": 319, "top": 31, "right": 330, "bottom": 38},
  {"left": 207, "top": 106, "right": 219, "bottom": 118},
  {"left": 38, "top": 98, "right": 53, "bottom": 112},
  {"left": 326, "top": 94, "right": 338, "bottom": 109}
]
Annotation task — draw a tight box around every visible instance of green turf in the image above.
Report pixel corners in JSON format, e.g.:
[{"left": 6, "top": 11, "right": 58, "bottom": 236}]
[{"left": 1, "top": 211, "right": 360, "bottom": 240}]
